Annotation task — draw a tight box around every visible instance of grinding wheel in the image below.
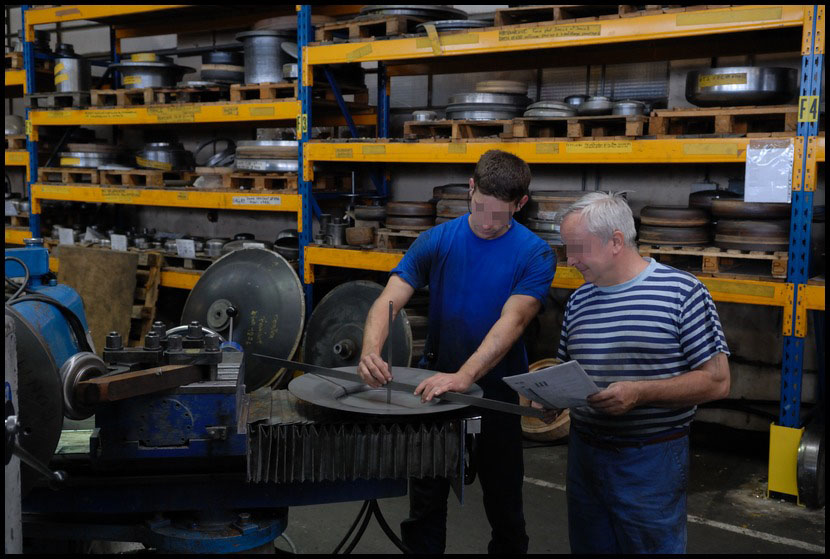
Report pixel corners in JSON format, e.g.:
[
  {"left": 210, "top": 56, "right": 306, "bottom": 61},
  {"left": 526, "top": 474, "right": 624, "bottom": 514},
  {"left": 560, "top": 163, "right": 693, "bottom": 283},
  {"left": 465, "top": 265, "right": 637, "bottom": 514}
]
[
  {"left": 5, "top": 307, "right": 64, "bottom": 496},
  {"left": 301, "top": 280, "right": 413, "bottom": 369},
  {"left": 714, "top": 220, "right": 790, "bottom": 252},
  {"left": 289, "top": 366, "right": 482, "bottom": 416},
  {"left": 181, "top": 248, "right": 304, "bottom": 390},
  {"left": 711, "top": 199, "right": 791, "bottom": 220},
  {"left": 640, "top": 206, "right": 710, "bottom": 227},
  {"left": 638, "top": 225, "right": 711, "bottom": 246}
]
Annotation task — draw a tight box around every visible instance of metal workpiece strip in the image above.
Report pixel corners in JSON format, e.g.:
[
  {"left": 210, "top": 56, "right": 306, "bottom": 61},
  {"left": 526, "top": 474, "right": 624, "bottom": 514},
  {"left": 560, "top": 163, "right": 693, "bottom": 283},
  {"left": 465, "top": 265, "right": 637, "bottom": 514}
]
[{"left": 260, "top": 356, "right": 544, "bottom": 418}]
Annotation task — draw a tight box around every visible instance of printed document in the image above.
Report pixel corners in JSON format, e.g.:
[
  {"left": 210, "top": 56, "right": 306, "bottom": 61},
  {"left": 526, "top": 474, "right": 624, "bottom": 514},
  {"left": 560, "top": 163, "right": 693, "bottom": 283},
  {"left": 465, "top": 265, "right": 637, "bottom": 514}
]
[{"left": 503, "top": 360, "right": 600, "bottom": 409}]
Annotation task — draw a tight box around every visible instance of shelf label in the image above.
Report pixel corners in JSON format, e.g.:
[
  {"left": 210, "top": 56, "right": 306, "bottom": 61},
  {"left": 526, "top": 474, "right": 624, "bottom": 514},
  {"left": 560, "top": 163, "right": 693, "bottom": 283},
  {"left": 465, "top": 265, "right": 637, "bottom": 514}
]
[
  {"left": 25, "top": 119, "right": 33, "bottom": 136},
  {"left": 148, "top": 105, "right": 200, "bottom": 123},
  {"left": 136, "top": 156, "right": 173, "bottom": 171},
  {"left": 683, "top": 143, "right": 739, "bottom": 156},
  {"left": 362, "top": 145, "right": 386, "bottom": 155},
  {"left": 535, "top": 143, "right": 559, "bottom": 154},
  {"left": 415, "top": 34, "right": 479, "bottom": 49},
  {"left": 798, "top": 96, "right": 819, "bottom": 123},
  {"left": 232, "top": 196, "right": 282, "bottom": 206},
  {"left": 54, "top": 63, "right": 65, "bottom": 74},
  {"left": 566, "top": 141, "right": 632, "bottom": 154},
  {"left": 346, "top": 43, "right": 373, "bottom": 62},
  {"left": 58, "top": 227, "right": 75, "bottom": 246},
  {"left": 38, "top": 185, "right": 73, "bottom": 195},
  {"left": 676, "top": 6, "right": 782, "bottom": 26},
  {"left": 111, "top": 234, "right": 128, "bottom": 252},
  {"left": 249, "top": 106, "right": 275, "bottom": 117},
  {"left": 698, "top": 72, "right": 747, "bottom": 88},
  {"left": 7, "top": 152, "right": 28, "bottom": 164},
  {"left": 101, "top": 188, "right": 140, "bottom": 203},
  {"left": 123, "top": 75, "right": 143, "bottom": 85},
  {"left": 54, "top": 73, "right": 69, "bottom": 84},
  {"left": 296, "top": 113, "right": 308, "bottom": 134},
  {"left": 176, "top": 239, "right": 196, "bottom": 259},
  {"left": 86, "top": 109, "right": 141, "bottom": 121},
  {"left": 223, "top": 106, "right": 239, "bottom": 116},
  {"left": 335, "top": 148, "right": 354, "bottom": 159},
  {"left": 448, "top": 143, "right": 467, "bottom": 154},
  {"left": 499, "top": 24, "right": 601, "bottom": 42},
  {"left": 59, "top": 157, "right": 81, "bottom": 166},
  {"left": 45, "top": 110, "right": 73, "bottom": 120},
  {"left": 131, "top": 53, "right": 158, "bottom": 62}
]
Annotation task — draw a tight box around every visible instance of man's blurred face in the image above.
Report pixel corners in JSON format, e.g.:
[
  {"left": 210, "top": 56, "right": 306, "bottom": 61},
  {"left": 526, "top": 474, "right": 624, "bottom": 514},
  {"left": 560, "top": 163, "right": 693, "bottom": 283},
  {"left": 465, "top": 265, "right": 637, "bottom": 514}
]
[
  {"left": 560, "top": 212, "right": 615, "bottom": 285},
  {"left": 467, "top": 179, "right": 524, "bottom": 240}
]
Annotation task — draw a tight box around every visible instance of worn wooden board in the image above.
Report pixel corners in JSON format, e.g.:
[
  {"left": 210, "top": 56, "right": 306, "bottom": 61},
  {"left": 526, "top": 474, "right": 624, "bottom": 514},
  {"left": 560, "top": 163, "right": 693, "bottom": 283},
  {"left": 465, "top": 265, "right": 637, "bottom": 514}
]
[{"left": 56, "top": 245, "right": 138, "bottom": 356}]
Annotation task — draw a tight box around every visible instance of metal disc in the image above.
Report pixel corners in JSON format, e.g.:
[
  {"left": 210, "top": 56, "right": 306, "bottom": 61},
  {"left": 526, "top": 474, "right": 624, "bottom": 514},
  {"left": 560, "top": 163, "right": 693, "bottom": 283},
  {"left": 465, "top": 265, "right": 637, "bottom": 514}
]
[
  {"left": 448, "top": 92, "right": 531, "bottom": 106},
  {"left": 234, "top": 158, "right": 298, "bottom": 172},
  {"left": 5, "top": 307, "right": 63, "bottom": 496},
  {"left": 416, "top": 19, "right": 490, "bottom": 33},
  {"left": 433, "top": 184, "right": 469, "bottom": 200},
  {"left": 688, "top": 189, "right": 742, "bottom": 212},
  {"left": 288, "top": 366, "right": 482, "bottom": 416},
  {"left": 59, "top": 351, "right": 107, "bottom": 420},
  {"left": 446, "top": 109, "right": 522, "bottom": 121},
  {"left": 386, "top": 215, "right": 435, "bottom": 229},
  {"left": 523, "top": 108, "right": 576, "bottom": 118},
  {"left": 436, "top": 198, "right": 468, "bottom": 218},
  {"left": 577, "top": 96, "right": 613, "bottom": 115},
  {"left": 711, "top": 199, "right": 791, "bottom": 220},
  {"left": 526, "top": 218, "right": 561, "bottom": 233},
  {"left": 360, "top": 5, "right": 469, "bottom": 19},
  {"left": 714, "top": 219, "right": 789, "bottom": 252},
  {"left": 797, "top": 419, "right": 825, "bottom": 509},
  {"left": 612, "top": 100, "right": 647, "bottom": 115},
  {"left": 301, "top": 281, "right": 413, "bottom": 369},
  {"left": 640, "top": 206, "right": 710, "bottom": 227},
  {"left": 386, "top": 201, "right": 436, "bottom": 217},
  {"left": 638, "top": 225, "right": 711, "bottom": 246},
  {"left": 354, "top": 205, "right": 387, "bottom": 221},
  {"left": 181, "top": 248, "right": 304, "bottom": 390}
]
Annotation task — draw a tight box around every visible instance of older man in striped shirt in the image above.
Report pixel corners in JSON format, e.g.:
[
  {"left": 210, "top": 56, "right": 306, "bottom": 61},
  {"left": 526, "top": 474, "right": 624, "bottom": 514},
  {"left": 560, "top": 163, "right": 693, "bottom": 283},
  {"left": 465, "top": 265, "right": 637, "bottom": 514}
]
[{"left": 555, "top": 191, "right": 730, "bottom": 554}]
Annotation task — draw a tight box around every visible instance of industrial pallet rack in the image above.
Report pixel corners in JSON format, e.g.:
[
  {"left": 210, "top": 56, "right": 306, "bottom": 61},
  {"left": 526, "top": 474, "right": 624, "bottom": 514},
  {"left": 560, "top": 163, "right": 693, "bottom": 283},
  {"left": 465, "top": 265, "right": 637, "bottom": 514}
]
[{"left": 298, "top": 5, "right": 826, "bottom": 504}]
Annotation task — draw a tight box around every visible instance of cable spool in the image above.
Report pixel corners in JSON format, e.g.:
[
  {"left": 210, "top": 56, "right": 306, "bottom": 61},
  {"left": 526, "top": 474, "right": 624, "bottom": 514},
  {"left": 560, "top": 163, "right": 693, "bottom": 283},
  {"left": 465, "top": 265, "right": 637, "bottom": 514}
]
[{"left": 519, "top": 358, "right": 571, "bottom": 442}]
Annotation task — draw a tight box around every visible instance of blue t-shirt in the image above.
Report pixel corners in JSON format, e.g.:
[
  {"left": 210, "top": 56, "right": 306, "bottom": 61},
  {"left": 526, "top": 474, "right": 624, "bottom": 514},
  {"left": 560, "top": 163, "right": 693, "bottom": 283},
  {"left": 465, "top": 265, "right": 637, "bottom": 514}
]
[{"left": 391, "top": 214, "right": 556, "bottom": 401}]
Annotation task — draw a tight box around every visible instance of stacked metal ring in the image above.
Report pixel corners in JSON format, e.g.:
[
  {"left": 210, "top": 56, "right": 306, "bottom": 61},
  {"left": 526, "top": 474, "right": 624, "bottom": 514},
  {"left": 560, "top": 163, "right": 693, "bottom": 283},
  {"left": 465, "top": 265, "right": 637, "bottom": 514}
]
[
  {"left": 446, "top": 92, "right": 530, "bottom": 121},
  {"left": 234, "top": 140, "right": 298, "bottom": 173},
  {"left": 524, "top": 190, "right": 584, "bottom": 247},
  {"left": 638, "top": 206, "right": 711, "bottom": 246},
  {"left": 523, "top": 101, "right": 576, "bottom": 118},
  {"left": 385, "top": 201, "right": 436, "bottom": 231},
  {"left": 711, "top": 199, "right": 791, "bottom": 252}
]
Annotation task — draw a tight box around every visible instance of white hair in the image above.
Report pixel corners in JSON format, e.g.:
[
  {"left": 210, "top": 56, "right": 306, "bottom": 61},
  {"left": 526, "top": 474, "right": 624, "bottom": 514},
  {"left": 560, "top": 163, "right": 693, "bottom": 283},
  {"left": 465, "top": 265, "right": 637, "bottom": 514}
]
[{"left": 561, "top": 191, "right": 637, "bottom": 247}]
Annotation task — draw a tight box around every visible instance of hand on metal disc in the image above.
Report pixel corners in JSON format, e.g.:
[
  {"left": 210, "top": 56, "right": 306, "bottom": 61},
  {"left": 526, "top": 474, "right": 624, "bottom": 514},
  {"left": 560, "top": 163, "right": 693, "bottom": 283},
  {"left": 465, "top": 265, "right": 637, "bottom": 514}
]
[
  {"left": 415, "top": 372, "right": 472, "bottom": 403},
  {"left": 531, "top": 400, "right": 562, "bottom": 424},
  {"left": 587, "top": 381, "right": 640, "bottom": 415},
  {"left": 358, "top": 352, "right": 391, "bottom": 388}
]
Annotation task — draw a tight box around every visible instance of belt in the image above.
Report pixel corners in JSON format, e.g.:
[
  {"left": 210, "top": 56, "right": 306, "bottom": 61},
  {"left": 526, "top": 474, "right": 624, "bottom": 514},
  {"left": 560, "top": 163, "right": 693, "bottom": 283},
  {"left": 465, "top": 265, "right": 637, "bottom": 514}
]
[{"left": 575, "top": 428, "right": 688, "bottom": 451}]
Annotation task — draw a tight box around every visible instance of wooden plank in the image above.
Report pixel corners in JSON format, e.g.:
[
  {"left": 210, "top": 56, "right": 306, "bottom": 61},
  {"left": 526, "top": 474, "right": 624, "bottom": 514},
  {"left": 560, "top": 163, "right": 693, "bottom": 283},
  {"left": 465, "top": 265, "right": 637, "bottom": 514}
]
[
  {"left": 639, "top": 244, "right": 787, "bottom": 279},
  {"left": 314, "top": 15, "right": 428, "bottom": 42},
  {"left": 403, "top": 119, "right": 514, "bottom": 141},
  {"left": 37, "top": 167, "right": 99, "bottom": 185},
  {"left": 76, "top": 364, "right": 205, "bottom": 403},
  {"left": 56, "top": 245, "right": 138, "bottom": 356},
  {"left": 230, "top": 82, "right": 296, "bottom": 102},
  {"left": 648, "top": 105, "right": 801, "bottom": 136}
]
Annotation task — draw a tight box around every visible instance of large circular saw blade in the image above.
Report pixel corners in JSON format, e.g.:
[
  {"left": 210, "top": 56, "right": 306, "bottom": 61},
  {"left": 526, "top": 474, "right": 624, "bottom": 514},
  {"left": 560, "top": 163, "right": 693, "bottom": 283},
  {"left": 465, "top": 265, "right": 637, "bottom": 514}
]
[
  {"left": 301, "top": 281, "right": 413, "bottom": 369},
  {"left": 181, "top": 248, "right": 305, "bottom": 390}
]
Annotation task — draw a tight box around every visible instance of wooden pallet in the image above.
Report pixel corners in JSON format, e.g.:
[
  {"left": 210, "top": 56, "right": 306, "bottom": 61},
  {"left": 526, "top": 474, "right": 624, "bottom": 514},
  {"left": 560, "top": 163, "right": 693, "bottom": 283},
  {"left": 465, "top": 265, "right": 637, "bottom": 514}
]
[
  {"left": 99, "top": 169, "right": 193, "bottom": 188},
  {"left": 639, "top": 244, "right": 788, "bottom": 279},
  {"left": 230, "top": 82, "right": 296, "bottom": 102},
  {"left": 376, "top": 228, "right": 422, "bottom": 250},
  {"left": 494, "top": 4, "right": 723, "bottom": 26},
  {"left": 227, "top": 172, "right": 298, "bottom": 191},
  {"left": 314, "top": 15, "right": 428, "bottom": 42},
  {"left": 25, "top": 91, "right": 91, "bottom": 110},
  {"left": 314, "top": 85, "right": 370, "bottom": 105},
  {"left": 649, "top": 105, "right": 800, "bottom": 136},
  {"left": 90, "top": 86, "right": 229, "bottom": 107},
  {"left": 7, "top": 214, "right": 29, "bottom": 227},
  {"left": 37, "top": 167, "right": 98, "bottom": 184},
  {"left": 5, "top": 135, "right": 26, "bottom": 150},
  {"left": 404, "top": 119, "right": 514, "bottom": 141},
  {"left": 5, "top": 52, "right": 23, "bottom": 70},
  {"left": 511, "top": 114, "right": 647, "bottom": 139},
  {"left": 128, "top": 251, "right": 162, "bottom": 346},
  {"left": 162, "top": 254, "right": 216, "bottom": 271}
]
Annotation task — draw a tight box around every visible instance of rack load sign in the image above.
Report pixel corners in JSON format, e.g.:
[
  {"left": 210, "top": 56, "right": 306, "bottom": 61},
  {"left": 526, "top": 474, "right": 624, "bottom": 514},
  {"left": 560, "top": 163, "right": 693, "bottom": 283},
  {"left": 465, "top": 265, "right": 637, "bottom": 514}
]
[{"left": 798, "top": 96, "right": 819, "bottom": 123}]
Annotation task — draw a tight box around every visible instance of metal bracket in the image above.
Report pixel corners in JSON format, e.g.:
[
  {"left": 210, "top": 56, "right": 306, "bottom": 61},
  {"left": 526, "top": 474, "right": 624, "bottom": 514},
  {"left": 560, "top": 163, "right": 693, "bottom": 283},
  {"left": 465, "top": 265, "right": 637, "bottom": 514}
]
[
  {"left": 804, "top": 136, "right": 818, "bottom": 191},
  {"left": 802, "top": 5, "right": 815, "bottom": 55},
  {"left": 783, "top": 283, "right": 795, "bottom": 336},
  {"left": 792, "top": 136, "right": 804, "bottom": 190},
  {"left": 815, "top": 6, "right": 825, "bottom": 54},
  {"left": 795, "top": 284, "right": 808, "bottom": 338}
]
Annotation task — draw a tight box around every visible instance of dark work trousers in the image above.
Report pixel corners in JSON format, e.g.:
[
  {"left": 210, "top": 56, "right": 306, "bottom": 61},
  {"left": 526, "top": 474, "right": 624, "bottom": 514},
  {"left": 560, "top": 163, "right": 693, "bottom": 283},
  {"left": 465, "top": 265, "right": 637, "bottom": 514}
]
[{"left": 400, "top": 409, "right": 529, "bottom": 554}]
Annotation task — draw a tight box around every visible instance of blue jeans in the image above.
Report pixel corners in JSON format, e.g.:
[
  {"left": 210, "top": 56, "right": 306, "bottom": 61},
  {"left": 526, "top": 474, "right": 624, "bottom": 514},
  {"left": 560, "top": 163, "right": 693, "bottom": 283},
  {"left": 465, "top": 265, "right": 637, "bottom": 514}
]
[{"left": 566, "top": 427, "right": 689, "bottom": 554}]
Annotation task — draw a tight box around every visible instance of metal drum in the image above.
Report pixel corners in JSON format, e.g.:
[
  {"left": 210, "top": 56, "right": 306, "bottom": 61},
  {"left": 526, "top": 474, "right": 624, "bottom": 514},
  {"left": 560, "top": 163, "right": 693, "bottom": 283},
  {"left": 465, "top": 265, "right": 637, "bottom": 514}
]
[
  {"left": 476, "top": 80, "right": 528, "bottom": 95},
  {"left": 436, "top": 198, "right": 469, "bottom": 218},
  {"left": 109, "top": 53, "right": 194, "bottom": 89},
  {"left": 235, "top": 29, "right": 294, "bottom": 84},
  {"left": 433, "top": 184, "right": 469, "bottom": 200},
  {"left": 413, "top": 110, "right": 439, "bottom": 122},
  {"left": 686, "top": 66, "right": 798, "bottom": 107},
  {"left": 386, "top": 201, "right": 436, "bottom": 217},
  {"left": 526, "top": 190, "right": 584, "bottom": 221},
  {"left": 54, "top": 43, "right": 91, "bottom": 93},
  {"left": 200, "top": 50, "right": 244, "bottom": 84},
  {"left": 136, "top": 141, "right": 195, "bottom": 171}
]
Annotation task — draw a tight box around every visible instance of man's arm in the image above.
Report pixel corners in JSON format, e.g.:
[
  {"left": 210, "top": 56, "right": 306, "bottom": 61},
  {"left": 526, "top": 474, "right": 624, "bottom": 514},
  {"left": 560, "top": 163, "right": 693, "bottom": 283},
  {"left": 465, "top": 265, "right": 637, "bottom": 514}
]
[
  {"left": 358, "top": 274, "right": 415, "bottom": 388},
  {"left": 587, "top": 352, "right": 731, "bottom": 415},
  {"left": 415, "top": 294, "right": 542, "bottom": 402}
]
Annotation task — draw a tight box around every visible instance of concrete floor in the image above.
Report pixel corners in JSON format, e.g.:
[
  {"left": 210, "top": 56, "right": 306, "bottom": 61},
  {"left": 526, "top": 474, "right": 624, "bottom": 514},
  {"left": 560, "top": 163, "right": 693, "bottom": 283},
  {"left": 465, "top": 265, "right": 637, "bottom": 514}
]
[{"left": 275, "top": 424, "right": 825, "bottom": 554}]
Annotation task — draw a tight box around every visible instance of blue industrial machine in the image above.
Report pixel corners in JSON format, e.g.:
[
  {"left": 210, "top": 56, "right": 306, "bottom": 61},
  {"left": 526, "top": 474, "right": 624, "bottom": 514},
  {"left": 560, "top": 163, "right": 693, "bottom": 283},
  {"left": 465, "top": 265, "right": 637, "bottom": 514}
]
[{"left": 6, "top": 246, "right": 478, "bottom": 553}]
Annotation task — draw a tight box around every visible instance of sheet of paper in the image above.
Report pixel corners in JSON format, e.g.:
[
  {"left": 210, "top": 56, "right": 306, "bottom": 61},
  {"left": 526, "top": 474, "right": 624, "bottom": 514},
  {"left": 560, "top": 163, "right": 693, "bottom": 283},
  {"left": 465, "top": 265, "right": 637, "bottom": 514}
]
[{"left": 503, "top": 360, "right": 600, "bottom": 409}]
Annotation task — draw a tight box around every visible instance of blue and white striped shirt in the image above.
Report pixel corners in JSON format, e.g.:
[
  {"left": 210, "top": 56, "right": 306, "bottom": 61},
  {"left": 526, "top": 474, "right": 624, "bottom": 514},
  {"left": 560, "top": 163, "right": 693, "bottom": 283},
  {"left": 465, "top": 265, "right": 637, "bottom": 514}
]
[{"left": 557, "top": 259, "right": 729, "bottom": 436}]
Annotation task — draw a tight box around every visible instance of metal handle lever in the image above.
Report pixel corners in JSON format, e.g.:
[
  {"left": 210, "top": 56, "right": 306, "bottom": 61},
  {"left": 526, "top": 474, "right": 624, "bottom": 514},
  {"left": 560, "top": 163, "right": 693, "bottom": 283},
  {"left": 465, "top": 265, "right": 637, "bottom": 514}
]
[{"left": 6, "top": 415, "right": 66, "bottom": 484}]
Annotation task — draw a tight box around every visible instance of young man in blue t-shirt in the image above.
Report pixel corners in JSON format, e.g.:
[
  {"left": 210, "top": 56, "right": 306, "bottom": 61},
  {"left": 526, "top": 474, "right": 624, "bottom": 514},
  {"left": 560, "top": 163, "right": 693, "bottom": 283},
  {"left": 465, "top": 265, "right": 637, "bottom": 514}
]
[{"left": 357, "top": 150, "right": 556, "bottom": 554}]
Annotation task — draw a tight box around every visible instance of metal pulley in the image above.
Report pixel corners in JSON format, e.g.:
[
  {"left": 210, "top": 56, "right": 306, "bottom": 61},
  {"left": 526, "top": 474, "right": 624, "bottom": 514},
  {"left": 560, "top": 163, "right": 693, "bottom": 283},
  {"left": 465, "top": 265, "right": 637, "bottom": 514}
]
[
  {"left": 180, "top": 248, "right": 305, "bottom": 390},
  {"left": 301, "top": 281, "right": 413, "bottom": 370}
]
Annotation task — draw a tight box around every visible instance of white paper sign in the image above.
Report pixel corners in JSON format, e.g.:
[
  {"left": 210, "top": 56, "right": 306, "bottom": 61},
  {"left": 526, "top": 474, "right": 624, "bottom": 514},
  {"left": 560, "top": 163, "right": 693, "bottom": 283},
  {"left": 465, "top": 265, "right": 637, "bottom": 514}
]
[
  {"left": 503, "top": 360, "right": 600, "bottom": 409},
  {"left": 111, "top": 234, "right": 128, "bottom": 252},
  {"left": 232, "top": 196, "right": 281, "bottom": 206},
  {"left": 175, "top": 239, "right": 196, "bottom": 258},
  {"left": 744, "top": 139, "right": 794, "bottom": 203},
  {"left": 58, "top": 227, "right": 75, "bottom": 246},
  {"left": 5, "top": 200, "right": 17, "bottom": 217}
]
